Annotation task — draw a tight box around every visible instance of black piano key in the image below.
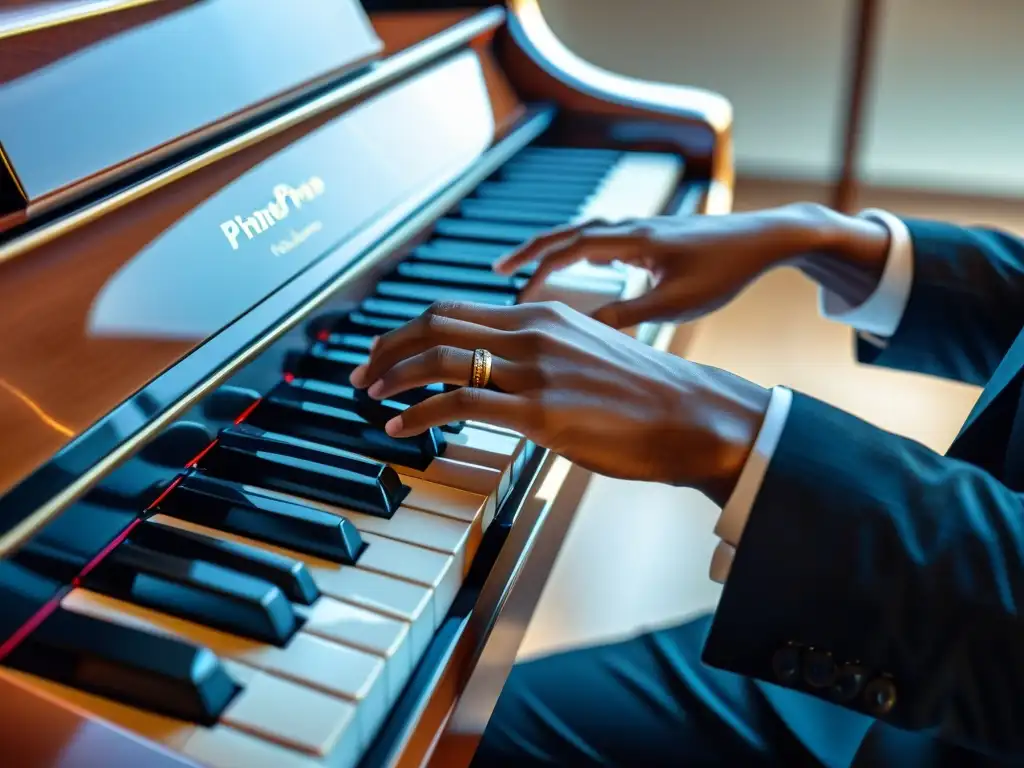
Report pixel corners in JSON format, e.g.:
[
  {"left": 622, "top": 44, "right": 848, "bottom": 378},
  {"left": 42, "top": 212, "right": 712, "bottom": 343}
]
[
  {"left": 322, "top": 332, "right": 375, "bottom": 352},
  {"left": 4, "top": 606, "right": 239, "bottom": 725},
  {"left": 498, "top": 166, "right": 610, "bottom": 184},
  {"left": 159, "top": 474, "right": 364, "bottom": 565},
  {"left": 282, "top": 378, "right": 465, "bottom": 433},
  {"left": 504, "top": 154, "right": 619, "bottom": 173},
  {"left": 418, "top": 238, "right": 513, "bottom": 260},
  {"left": 390, "top": 380, "right": 446, "bottom": 405},
  {"left": 471, "top": 181, "right": 595, "bottom": 205},
  {"left": 375, "top": 280, "right": 517, "bottom": 306},
  {"left": 433, "top": 218, "right": 550, "bottom": 245},
  {"left": 202, "top": 423, "right": 408, "bottom": 519},
  {"left": 249, "top": 385, "right": 444, "bottom": 471},
  {"left": 394, "top": 261, "right": 527, "bottom": 292},
  {"left": 0, "top": 560, "right": 64, "bottom": 641},
  {"left": 287, "top": 344, "right": 448, "bottom": 408},
  {"left": 288, "top": 344, "right": 367, "bottom": 384},
  {"left": 10, "top": 500, "right": 139, "bottom": 584},
  {"left": 410, "top": 247, "right": 499, "bottom": 271},
  {"left": 515, "top": 146, "right": 621, "bottom": 162},
  {"left": 84, "top": 540, "right": 299, "bottom": 645},
  {"left": 458, "top": 199, "right": 579, "bottom": 227},
  {"left": 130, "top": 520, "right": 320, "bottom": 605},
  {"left": 332, "top": 311, "right": 406, "bottom": 336},
  {"left": 360, "top": 296, "right": 429, "bottom": 320}
]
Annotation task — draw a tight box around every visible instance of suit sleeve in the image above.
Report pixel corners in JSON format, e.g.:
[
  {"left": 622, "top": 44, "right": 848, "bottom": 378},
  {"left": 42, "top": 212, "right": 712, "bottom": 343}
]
[
  {"left": 854, "top": 219, "right": 1024, "bottom": 386},
  {"left": 702, "top": 390, "right": 1024, "bottom": 758}
]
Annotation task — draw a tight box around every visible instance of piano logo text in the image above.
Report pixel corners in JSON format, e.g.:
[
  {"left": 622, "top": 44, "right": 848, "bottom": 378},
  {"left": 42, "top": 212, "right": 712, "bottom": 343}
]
[
  {"left": 271, "top": 221, "right": 323, "bottom": 258},
  {"left": 219, "top": 176, "right": 326, "bottom": 251}
]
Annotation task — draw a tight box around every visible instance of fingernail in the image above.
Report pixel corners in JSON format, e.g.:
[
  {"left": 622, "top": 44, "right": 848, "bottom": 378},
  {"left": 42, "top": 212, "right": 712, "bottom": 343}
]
[
  {"left": 384, "top": 415, "right": 403, "bottom": 436},
  {"left": 367, "top": 380, "right": 383, "bottom": 399},
  {"left": 349, "top": 364, "right": 367, "bottom": 387},
  {"left": 370, "top": 335, "right": 379, "bottom": 352}
]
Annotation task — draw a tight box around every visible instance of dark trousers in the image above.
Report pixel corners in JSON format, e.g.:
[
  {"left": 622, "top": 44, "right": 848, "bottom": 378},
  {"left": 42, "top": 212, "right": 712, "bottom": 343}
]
[{"left": 470, "top": 614, "right": 972, "bottom": 767}]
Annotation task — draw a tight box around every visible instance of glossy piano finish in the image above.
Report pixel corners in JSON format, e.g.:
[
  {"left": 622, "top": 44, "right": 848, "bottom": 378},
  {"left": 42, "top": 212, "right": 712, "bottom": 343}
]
[
  {"left": 0, "top": 44, "right": 513, "bottom": 539},
  {"left": 500, "top": 0, "right": 734, "bottom": 213},
  {"left": 0, "top": 4, "right": 735, "bottom": 767},
  {"left": 0, "top": 0, "right": 382, "bottom": 223},
  {"left": 0, "top": 668, "right": 201, "bottom": 768}
]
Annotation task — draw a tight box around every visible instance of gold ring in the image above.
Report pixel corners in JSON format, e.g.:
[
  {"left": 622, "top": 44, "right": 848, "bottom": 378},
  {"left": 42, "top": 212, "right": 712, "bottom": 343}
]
[{"left": 470, "top": 348, "right": 493, "bottom": 388}]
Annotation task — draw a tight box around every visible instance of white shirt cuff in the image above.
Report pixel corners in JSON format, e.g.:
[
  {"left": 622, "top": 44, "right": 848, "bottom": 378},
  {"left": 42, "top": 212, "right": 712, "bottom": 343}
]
[
  {"left": 709, "top": 541, "right": 736, "bottom": 584},
  {"left": 709, "top": 385, "right": 793, "bottom": 583},
  {"left": 818, "top": 208, "right": 914, "bottom": 339}
]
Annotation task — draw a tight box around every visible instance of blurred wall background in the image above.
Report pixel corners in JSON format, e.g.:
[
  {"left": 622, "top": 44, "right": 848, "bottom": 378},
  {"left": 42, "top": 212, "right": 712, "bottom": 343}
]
[{"left": 538, "top": 0, "right": 1024, "bottom": 197}]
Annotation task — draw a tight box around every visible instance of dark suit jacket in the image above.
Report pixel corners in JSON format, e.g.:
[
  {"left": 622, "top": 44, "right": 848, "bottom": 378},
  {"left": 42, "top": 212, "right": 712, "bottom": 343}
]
[{"left": 702, "top": 218, "right": 1024, "bottom": 766}]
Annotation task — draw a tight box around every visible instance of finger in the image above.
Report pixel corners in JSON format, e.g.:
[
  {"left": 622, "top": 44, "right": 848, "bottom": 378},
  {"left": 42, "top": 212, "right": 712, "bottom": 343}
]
[
  {"left": 350, "top": 304, "right": 525, "bottom": 388},
  {"left": 494, "top": 218, "right": 632, "bottom": 274},
  {"left": 367, "top": 347, "right": 537, "bottom": 400},
  {"left": 493, "top": 224, "right": 581, "bottom": 274},
  {"left": 384, "top": 387, "right": 536, "bottom": 437},
  {"left": 591, "top": 287, "right": 682, "bottom": 329},
  {"left": 520, "top": 239, "right": 640, "bottom": 299}
]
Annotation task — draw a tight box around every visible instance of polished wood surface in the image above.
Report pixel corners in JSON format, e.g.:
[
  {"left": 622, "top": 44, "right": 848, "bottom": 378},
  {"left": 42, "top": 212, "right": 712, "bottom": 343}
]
[
  {"left": 0, "top": 0, "right": 381, "bottom": 221},
  {"left": 370, "top": 10, "right": 526, "bottom": 138},
  {"left": 499, "top": 0, "right": 733, "bottom": 192},
  {"left": 372, "top": 9, "right": 479, "bottom": 55},
  {"left": 0, "top": 50, "right": 501, "bottom": 502},
  {"left": 0, "top": 669, "right": 200, "bottom": 768}
]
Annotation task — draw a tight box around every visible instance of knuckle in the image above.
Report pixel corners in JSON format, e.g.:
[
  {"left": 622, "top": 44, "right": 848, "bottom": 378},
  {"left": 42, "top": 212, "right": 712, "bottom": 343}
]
[
  {"left": 422, "top": 311, "right": 451, "bottom": 335},
  {"left": 538, "top": 300, "right": 567, "bottom": 320},
  {"left": 426, "top": 300, "right": 463, "bottom": 318},
  {"left": 513, "top": 328, "right": 553, "bottom": 355},
  {"left": 429, "top": 345, "right": 455, "bottom": 369},
  {"left": 454, "top": 386, "right": 483, "bottom": 409}
]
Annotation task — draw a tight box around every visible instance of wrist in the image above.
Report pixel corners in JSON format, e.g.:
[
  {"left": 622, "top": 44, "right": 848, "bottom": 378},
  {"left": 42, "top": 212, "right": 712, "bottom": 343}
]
[
  {"left": 771, "top": 203, "right": 888, "bottom": 270},
  {"left": 685, "top": 368, "right": 772, "bottom": 507},
  {"left": 778, "top": 203, "right": 891, "bottom": 306}
]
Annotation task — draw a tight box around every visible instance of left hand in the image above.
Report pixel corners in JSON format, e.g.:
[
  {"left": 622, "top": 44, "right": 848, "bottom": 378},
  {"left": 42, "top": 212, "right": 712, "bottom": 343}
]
[{"left": 348, "top": 300, "right": 770, "bottom": 501}]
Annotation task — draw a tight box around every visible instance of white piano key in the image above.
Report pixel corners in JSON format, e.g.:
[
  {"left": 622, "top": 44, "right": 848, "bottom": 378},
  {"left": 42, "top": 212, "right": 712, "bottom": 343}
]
[
  {"left": 532, "top": 151, "right": 681, "bottom": 315},
  {"left": 309, "top": 566, "right": 434, "bottom": 655},
  {"left": 573, "top": 151, "right": 683, "bottom": 225},
  {"left": 399, "top": 474, "right": 487, "bottom": 524},
  {"left": 357, "top": 532, "right": 459, "bottom": 623},
  {"left": 62, "top": 589, "right": 391, "bottom": 747},
  {"left": 295, "top": 596, "right": 413, "bottom": 701},
  {"left": 333, "top": 505, "right": 478, "bottom": 578},
  {"left": 181, "top": 726, "right": 327, "bottom": 768},
  {"left": 217, "top": 661, "right": 359, "bottom": 761},
  {"left": 1, "top": 656, "right": 359, "bottom": 768},
  {"left": 148, "top": 514, "right": 436, "bottom": 658},
  {"left": 394, "top": 457, "right": 501, "bottom": 528},
  {"left": 440, "top": 427, "right": 522, "bottom": 500},
  {"left": 224, "top": 487, "right": 461, "bottom": 620}
]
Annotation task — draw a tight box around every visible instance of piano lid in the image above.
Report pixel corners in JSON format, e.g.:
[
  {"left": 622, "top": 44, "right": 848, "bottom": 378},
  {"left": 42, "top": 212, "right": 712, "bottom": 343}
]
[
  {"left": 0, "top": 0, "right": 382, "bottom": 223},
  {"left": 0, "top": 48, "right": 498, "bottom": 504}
]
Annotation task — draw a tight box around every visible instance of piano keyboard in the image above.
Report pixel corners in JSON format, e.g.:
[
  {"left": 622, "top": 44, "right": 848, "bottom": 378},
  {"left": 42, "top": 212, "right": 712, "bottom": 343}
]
[{"left": 0, "top": 146, "right": 684, "bottom": 768}]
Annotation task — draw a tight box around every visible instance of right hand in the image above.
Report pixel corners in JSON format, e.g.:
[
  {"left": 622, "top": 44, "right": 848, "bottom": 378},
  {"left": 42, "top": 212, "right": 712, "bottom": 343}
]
[{"left": 494, "top": 203, "right": 878, "bottom": 329}]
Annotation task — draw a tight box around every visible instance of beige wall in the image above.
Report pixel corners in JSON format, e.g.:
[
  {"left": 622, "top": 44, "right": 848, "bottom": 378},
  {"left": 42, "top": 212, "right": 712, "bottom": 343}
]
[{"left": 538, "top": 0, "right": 1024, "bottom": 196}]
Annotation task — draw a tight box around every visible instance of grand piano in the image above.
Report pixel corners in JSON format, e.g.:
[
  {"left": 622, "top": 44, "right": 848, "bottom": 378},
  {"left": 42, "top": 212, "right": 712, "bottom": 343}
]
[{"left": 0, "top": 2, "right": 734, "bottom": 766}]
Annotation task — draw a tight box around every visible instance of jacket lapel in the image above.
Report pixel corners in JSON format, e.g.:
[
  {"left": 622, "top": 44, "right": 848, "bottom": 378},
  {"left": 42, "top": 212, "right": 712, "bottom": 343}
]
[{"left": 950, "top": 325, "right": 1024, "bottom": 455}]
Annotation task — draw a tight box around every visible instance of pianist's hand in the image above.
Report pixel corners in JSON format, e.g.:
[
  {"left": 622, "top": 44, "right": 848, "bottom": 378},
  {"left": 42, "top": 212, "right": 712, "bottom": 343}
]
[
  {"left": 494, "top": 203, "right": 890, "bottom": 329},
  {"left": 348, "top": 300, "right": 770, "bottom": 503}
]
